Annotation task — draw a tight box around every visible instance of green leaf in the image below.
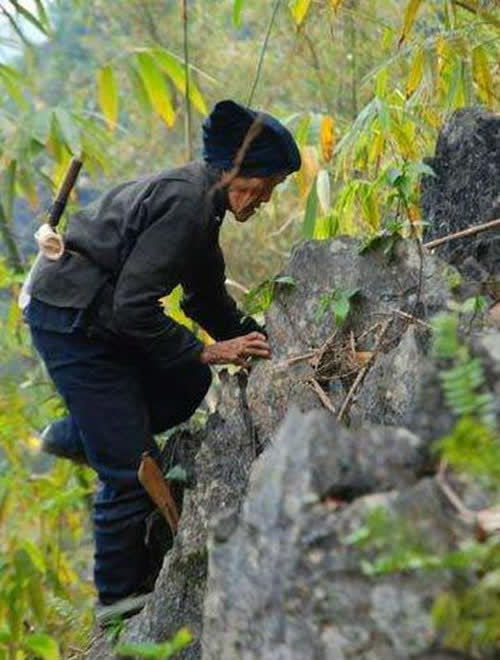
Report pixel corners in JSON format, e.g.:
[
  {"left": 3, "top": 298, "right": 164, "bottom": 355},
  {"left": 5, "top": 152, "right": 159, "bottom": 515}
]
[
  {"left": 9, "top": 0, "right": 50, "bottom": 36},
  {"left": 316, "top": 169, "right": 331, "bottom": 215},
  {"left": 302, "top": 176, "right": 318, "bottom": 238},
  {"left": 233, "top": 0, "right": 245, "bottom": 26},
  {"left": 53, "top": 109, "right": 81, "bottom": 156},
  {"left": 30, "top": 109, "right": 52, "bottom": 144},
  {"left": 24, "top": 633, "right": 60, "bottom": 660},
  {"left": 295, "top": 114, "right": 311, "bottom": 146},
  {"left": 289, "top": 0, "right": 312, "bottom": 26},
  {"left": 136, "top": 52, "right": 175, "bottom": 126},
  {"left": 0, "top": 65, "right": 28, "bottom": 109},
  {"left": 165, "top": 465, "right": 188, "bottom": 482},
  {"left": 127, "top": 64, "right": 152, "bottom": 115},
  {"left": 1, "top": 159, "right": 17, "bottom": 221},
  {"left": 19, "top": 539, "right": 46, "bottom": 573},
  {"left": 97, "top": 65, "right": 119, "bottom": 131},
  {"left": 274, "top": 275, "right": 296, "bottom": 287},
  {"left": 151, "top": 48, "right": 207, "bottom": 115}
]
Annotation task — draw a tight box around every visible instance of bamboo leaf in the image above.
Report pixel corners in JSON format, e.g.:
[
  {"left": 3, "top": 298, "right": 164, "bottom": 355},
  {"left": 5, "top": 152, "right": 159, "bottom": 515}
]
[
  {"left": 320, "top": 115, "right": 335, "bottom": 162},
  {"left": 295, "top": 113, "right": 311, "bottom": 146},
  {"left": 34, "top": 0, "right": 51, "bottom": 33},
  {"left": 127, "top": 64, "right": 152, "bottom": 115},
  {"left": 97, "top": 65, "right": 119, "bottom": 132},
  {"left": 233, "top": 0, "right": 245, "bottom": 26},
  {"left": 398, "top": 0, "right": 423, "bottom": 47},
  {"left": 54, "top": 108, "right": 81, "bottom": 156},
  {"left": 136, "top": 52, "right": 175, "bottom": 127},
  {"left": 316, "top": 169, "right": 331, "bottom": 215},
  {"left": 0, "top": 64, "right": 28, "bottom": 109},
  {"left": 471, "top": 45, "right": 493, "bottom": 108},
  {"left": 302, "top": 175, "right": 318, "bottom": 238},
  {"left": 406, "top": 48, "right": 424, "bottom": 97},
  {"left": 330, "top": 0, "right": 344, "bottom": 11},
  {"left": 289, "top": 0, "right": 312, "bottom": 26},
  {"left": 9, "top": 0, "right": 50, "bottom": 36},
  {"left": 24, "top": 633, "right": 60, "bottom": 660},
  {"left": 0, "top": 159, "right": 17, "bottom": 221},
  {"left": 151, "top": 48, "right": 207, "bottom": 114}
]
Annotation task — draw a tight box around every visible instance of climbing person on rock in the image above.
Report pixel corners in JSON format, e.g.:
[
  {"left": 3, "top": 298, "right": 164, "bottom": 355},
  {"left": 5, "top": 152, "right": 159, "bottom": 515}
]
[{"left": 22, "top": 99, "right": 301, "bottom": 624}]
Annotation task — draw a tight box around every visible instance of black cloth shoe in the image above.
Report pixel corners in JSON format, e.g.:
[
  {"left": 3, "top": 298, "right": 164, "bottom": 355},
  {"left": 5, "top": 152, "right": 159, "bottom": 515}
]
[{"left": 40, "top": 423, "right": 88, "bottom": 464}]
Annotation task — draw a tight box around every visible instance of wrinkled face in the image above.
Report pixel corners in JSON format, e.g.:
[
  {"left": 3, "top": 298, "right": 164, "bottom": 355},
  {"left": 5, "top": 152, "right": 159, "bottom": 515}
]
[{"left": 227, "top": 173, "right": 287, "bottom": 222}]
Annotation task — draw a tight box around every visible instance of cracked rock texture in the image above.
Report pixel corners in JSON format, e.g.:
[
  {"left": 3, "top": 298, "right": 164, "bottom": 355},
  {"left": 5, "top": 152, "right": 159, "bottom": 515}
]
[
  {"left": 421, "top": 106, "right": 500, "bottom": 285},
  {"left": 85, "top": 108, "right": 499, "bottom": 660}
]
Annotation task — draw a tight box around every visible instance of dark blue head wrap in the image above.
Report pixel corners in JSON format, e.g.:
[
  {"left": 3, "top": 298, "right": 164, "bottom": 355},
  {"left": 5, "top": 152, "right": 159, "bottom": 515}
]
[{"left": 202, "top": 99, "right": 301, "bottom": 177}]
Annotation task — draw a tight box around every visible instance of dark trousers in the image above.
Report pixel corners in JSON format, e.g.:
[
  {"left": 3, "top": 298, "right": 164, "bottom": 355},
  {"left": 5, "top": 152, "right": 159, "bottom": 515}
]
[{"left": 29, "top": 326, "right": 211, "bottom": 602}]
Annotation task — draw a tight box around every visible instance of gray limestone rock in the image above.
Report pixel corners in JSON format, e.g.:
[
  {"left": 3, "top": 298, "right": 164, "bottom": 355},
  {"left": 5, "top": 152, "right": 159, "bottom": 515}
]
[
  {"left": 202, "top": 408, "right": 470, "bottom": 660},
  {"left": 247, "top": 238, "right": 451, "bottom": 447}
]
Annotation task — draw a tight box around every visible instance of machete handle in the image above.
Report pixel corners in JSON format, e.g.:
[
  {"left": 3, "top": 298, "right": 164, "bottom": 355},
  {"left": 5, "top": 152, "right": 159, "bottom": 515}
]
[
  {"left": 49, "top": 157, "right": 83, "bottom": 228},
  {"left": 138, "top": 452, "right": 180, "bottom": 534}
]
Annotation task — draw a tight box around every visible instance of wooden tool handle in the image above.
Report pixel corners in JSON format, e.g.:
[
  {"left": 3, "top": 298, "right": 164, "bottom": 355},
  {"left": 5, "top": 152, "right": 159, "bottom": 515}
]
[
  {"left": 138, "top": 452, "right": 180, "bottom": 533},
  {"left": 49, "top": 157, "right": 83, "bottom": 228}
]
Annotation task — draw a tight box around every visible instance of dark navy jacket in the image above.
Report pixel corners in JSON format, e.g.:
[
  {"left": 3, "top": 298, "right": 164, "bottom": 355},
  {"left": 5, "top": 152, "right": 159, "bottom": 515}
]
[{"left": 25, "top": 161, "right": 260, "bottom": 368}]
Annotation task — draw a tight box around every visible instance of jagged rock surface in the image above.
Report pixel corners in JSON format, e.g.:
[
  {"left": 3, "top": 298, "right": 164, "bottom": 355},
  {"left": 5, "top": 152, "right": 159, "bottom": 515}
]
[
  {"left": 202, "top": 409, "right": 471, "bottom": 660},
  {"left": 247, "top": 237, "right": 452, "bottom": 447},
  {"left": 421, "top": 106, "right": 500, "bottom": 282},
  {"left": 85, "top": 109, "right": 499, "bottom": 660}
]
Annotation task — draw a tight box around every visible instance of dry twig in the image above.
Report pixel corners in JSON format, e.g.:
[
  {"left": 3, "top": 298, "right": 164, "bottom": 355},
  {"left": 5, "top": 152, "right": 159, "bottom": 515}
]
[
  {"left": 309, "top": 378, "right": 336, "bottom": 414},
  {"left": 337, "top": 319, "right": 393, "bottom": 422},
  {"left": 423, "top": 217, "right": 500, "bottom": 250}
]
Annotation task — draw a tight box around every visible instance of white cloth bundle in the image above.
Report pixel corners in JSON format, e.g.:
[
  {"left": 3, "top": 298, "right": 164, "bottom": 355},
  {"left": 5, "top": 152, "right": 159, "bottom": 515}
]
[{"left": 35, "top": 223, "right": 65, "bottom": 260}]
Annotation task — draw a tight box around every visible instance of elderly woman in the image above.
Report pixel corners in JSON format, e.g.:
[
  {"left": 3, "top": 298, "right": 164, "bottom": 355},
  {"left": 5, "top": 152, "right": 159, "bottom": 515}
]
[{"left": 24, "top": 99, "right": 301, "bottom": 622}]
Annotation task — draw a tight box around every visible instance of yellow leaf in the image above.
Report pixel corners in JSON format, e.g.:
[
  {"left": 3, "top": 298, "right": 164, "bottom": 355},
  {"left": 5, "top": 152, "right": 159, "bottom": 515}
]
[
  {"left": 330, "top": 0, "right": 344, "bottom": 11},
  {"left": 368, "top": 131, "right": 385, "bottom": 167},
  {"left": 289, "top": 0, "right": 311, "bottom": 26},
  {"left": 295, "top": 146, "right": 319, "bottom": 199},
  {"left": 97, "top": 65, "right": 119, "bottom": 132},
  {"left": 320, "top": 115, "right": 335, "bottom": 162},
  {"left": 472, "top": 45, "right": 493, "bottom": 108},
  {"left": 399, "top": 0, "right": 423, "bottom": 47},
  {"left": 422, "top": 107, "right": 441, "bottom": 129},
  {"left": 405, "top": 48, "right": 424, "bottom": 97}
]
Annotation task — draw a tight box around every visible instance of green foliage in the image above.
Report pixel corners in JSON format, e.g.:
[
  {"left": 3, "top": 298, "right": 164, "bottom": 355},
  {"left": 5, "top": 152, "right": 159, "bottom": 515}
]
[
  {"left": 315, "top": 287, "right": 360, "bottom": 327},
  {"left": 343, "top": 304, "right": 499, "bottom": 655},
  {"left": 243, "top": 274, "right": 295, "bottom": 316},
  {"left": 0, "top": 272, "right": 95, "bottom": 658},
  {"left": 358, "top": 218, "right": 405, "bottom": 259},
  {"left": 116, "top": 627, "right": 193, "bottom": 659},
  {"left": 437, "top": 417, "right": 500, "bottom": 483},
  {"left": 431, "top": 308, "right": 495, "bottom": 425}
]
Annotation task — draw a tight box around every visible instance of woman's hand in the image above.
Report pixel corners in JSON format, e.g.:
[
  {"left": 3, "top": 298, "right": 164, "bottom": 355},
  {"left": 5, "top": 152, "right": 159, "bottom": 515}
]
[{"left": 200, "top": 332, "right": 271, "bottom": 368}]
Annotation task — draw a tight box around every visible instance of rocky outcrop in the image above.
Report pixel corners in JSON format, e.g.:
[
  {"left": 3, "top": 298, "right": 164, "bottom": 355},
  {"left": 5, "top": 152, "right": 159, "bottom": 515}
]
[
  {"left": 85, "top": 109, "right": 499, "bottom": 660},
  {"left": 247, "top": 237, "right": 451, "bottom": 447},
  {"left": 421, "top": 107, "right": 500, "bottom": 284},
  {"left": 203, "top": 409, "right": 468, "bottom": 660}
]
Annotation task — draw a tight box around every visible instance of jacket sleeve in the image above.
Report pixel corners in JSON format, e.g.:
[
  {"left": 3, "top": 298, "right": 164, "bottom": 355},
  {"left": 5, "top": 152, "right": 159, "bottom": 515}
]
[
  {"left": 180, "top": 239, "right": 264, "bottom": 341},
  {"left": 113, "top": 188, "right": 204, "bottom": 369}
]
